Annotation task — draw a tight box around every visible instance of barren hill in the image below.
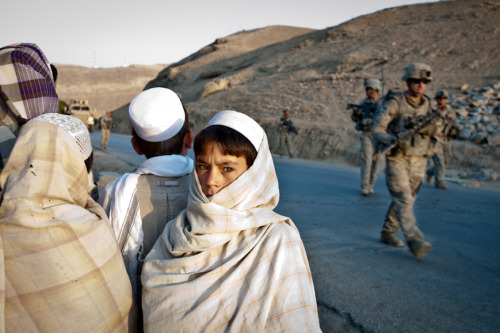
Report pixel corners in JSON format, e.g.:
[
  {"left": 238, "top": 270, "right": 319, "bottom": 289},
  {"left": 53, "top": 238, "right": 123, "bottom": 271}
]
[
  {"left": 61, "top": 0, "right": 500, "bottom": 173},
  {"left": 139, "top": 0, "right": 500, "bottom": 172},
  {"left": 55, "top": 64, "right": 166, "bottom": 118}
]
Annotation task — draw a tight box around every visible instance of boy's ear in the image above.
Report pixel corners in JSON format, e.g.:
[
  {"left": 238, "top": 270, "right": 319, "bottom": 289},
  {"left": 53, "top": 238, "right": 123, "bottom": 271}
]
[
  {"left": 131, "top": 137, "right": 144, "bottom": 155},
  {"left": 184, "top": 129, "right": 193, "bottom": 150}
]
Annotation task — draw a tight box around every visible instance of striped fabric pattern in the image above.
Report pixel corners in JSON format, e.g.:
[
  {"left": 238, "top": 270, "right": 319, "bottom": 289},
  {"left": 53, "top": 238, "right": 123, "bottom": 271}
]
[
  {"left": 0, "top": 43, "right": 58, "bottom": 168},
  {"left": 141, "top": 134, "right": 321, "bottom": 332},
  {"left": 0, "top": 121, "right": 136, "bottom": 332}
]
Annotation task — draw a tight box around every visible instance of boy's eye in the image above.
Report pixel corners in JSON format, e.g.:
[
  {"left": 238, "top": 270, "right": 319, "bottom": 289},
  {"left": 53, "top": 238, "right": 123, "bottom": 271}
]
[
  {"left": 222, "top": 167, "right": 233, "bottom": 173},
  {"left": 197, "top": 164, "right": 208, "bottom": 170}
]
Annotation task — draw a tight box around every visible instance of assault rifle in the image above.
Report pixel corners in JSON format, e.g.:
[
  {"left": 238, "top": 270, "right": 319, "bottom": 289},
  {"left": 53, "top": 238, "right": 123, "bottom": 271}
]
[
  {"left": 380, "top": 111, "right": 439, "bottom": 155},
  {"left": 348, "top": 102, "right": 379, "bottom": 131},
  {"left": 281, "top": 118, "right": 298, "bottom": 134},
  {"left": 347, "top": 103, "right": 361, "bottom": 122}
]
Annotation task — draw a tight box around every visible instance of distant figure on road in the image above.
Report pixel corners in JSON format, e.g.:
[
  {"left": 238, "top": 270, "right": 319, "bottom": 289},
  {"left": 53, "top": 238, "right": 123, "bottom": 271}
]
[
  {"left": 100, "top": 111, "right": 113, "bottom": 149},
  {"left": 426, "top": 89, "right": 460, "bottom": 190},
  {"left": 373, "top": 63, "right": 437, "bottom": 259},
  {"left": 278, "top": 107, "right": 297, "bottom": 158},
  {"left": 99, "top": 87, "right": 193, "bottom": 327},
  {"left": 0, "top": 43, "right": 58, "bottom": 172},
  {"left": 141, "top": 110, "right": 321, "bottom": 332},
  {"left": 350, "top": 78, "right": 383, "bottom": 196}
]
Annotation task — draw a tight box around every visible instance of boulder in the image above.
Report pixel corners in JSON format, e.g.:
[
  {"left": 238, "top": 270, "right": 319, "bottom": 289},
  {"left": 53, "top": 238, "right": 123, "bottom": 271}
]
[
  {"left": 487, "top": 131, "right": 500, "bottom": 147},
  {"left": 200, "top": 79, "right": 229, "bottom": 98}
]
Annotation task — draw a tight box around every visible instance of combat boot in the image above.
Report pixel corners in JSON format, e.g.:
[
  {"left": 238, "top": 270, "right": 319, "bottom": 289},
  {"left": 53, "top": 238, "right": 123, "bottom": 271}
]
[
  {"left": 426, "top": 172, "right": 433, "bottom": 185},
  {"left": 435, "top": 182, "right": 448, "bottom": 190},
  {"left": 408, "top": 240, "right": 432, "bottom": 259},
  {"left": 380, "top": 235, "right": 404, "bottom": 247}
]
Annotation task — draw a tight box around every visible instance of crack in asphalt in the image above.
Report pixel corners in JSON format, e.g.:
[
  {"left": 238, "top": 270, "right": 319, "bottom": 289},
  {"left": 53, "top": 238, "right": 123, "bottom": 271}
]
[{"left": 317, "top": 299, "right": 369, "bottom": 333}]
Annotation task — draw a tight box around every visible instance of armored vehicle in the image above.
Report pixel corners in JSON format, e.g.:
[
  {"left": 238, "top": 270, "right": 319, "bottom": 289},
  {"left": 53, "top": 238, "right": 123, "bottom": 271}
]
[{"left": 65, "top": 100, "right": 95, "bottom": 132}]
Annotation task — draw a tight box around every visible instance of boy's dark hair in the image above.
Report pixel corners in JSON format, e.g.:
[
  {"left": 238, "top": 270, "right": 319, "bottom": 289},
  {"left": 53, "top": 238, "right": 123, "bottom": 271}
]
[
  {"left": 132, "top": 107, "right": 190, "bottom": 159},
  {"left": 194, "top": 125, "right": 258, "bottom": 167}
]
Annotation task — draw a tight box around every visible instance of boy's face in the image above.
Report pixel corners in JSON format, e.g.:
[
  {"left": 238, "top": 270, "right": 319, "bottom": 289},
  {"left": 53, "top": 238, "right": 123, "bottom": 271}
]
[{"left": 196, "top": 142, "right": 249, "bottom": 197}]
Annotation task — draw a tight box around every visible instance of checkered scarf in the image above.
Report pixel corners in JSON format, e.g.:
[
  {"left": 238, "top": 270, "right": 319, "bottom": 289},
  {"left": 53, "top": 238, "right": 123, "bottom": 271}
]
[
  {"left": 0, "top": 43, "right": 58, "bottom": 168},
  {"left": 142, "top": 134, "right": 321, "bottom": 332},
  {"left": 0, "top": 121, "right": 136, "bottom": 332}
]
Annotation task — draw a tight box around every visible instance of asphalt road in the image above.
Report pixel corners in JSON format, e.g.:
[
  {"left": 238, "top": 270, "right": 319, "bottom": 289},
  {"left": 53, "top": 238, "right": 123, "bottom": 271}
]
[
  {"left": 91, "top": 131, "right": 500, "bottom": 333},
  {"left": 274, "top": 157, "right": 500, "bottom": 333}
]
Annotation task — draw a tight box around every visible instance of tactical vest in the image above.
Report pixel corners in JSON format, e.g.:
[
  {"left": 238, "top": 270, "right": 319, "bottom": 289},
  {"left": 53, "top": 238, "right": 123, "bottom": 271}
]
[
  {"left": 101, "top": 118, "right": 112, "bottom": 130},
  {"left": 386, "top": 93, "right": 436, "bottom": 157},
  {"left": 355, "top": 99, "right": 380, "bottom": 131},
  {"left": 435, "top": 105, "right": 458, "bottom": 137}
]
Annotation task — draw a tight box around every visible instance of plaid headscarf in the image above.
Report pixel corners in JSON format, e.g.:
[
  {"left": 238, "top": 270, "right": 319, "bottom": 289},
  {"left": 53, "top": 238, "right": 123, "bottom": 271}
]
[
  {"left": 0, "top": 120, "right": 136, "bottom": 332},
  {"left": 0, "top": 43, "right": 58, "bottom": 169}
]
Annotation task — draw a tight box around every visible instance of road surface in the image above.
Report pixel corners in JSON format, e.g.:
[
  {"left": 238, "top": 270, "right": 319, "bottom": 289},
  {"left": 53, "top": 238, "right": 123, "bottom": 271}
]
[{"left": 91, "top": 131, "right": 500, "bottom": 333}]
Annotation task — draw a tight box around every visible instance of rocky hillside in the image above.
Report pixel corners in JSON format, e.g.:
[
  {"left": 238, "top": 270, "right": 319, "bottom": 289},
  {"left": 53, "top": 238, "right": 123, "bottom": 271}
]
[
  {"left": 60, "top": 0, "right": 500, "bottom": 173},
  {"left": 138, "top": 0, "right": 500, "bottom": 172}
]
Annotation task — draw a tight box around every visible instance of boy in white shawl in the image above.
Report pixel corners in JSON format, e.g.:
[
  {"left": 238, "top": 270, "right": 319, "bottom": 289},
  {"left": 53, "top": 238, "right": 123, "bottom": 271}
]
[
  {"left": 141, "top": 110, "right": 321, "bottom": 332},
  {"left": 99, "top": 87, "right": 194, "bottom": 303}
]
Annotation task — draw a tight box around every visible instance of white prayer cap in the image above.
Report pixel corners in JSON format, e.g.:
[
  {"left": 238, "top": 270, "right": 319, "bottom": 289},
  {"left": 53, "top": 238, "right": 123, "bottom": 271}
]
[
  {"left": 129, "top": 87, "right": 185, "bottom": 142},
  {"left": 31, "top": 113, "right": 92, "bottom": 160},
  {"left": 206, "top": 110, "right": 264, "bottom": 151}
]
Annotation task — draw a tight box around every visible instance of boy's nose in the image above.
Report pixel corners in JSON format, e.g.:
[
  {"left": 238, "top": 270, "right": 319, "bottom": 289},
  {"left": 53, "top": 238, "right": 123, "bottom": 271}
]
[{"left": 206, "top": 169, "right": 219, "bottom": 187}]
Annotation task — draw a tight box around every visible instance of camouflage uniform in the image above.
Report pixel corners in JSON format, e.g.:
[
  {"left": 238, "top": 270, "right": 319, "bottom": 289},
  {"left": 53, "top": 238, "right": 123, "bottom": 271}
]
[
  {"left": 427, "top": 93, "right": 459, "bottom": 189},
  {"left": 278, "top": 111, "right": 296, "bottom": 158},
  {"left": 100, "top": 114, "right": 112, "bottom": 149},
  {"left": 352, "top": 97, "right": 382, "bottom": 195},
  {"left": 373, "top": 63, "right": 436, "bottom": 258}
]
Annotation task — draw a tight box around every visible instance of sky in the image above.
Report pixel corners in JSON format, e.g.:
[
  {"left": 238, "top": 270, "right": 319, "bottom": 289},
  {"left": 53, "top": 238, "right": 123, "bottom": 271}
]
[{"left": 1, "top": 0, "right": 434, "bottom": 68}]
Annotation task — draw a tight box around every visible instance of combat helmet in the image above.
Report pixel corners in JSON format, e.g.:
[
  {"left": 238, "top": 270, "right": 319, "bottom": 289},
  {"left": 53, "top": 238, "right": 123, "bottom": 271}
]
[
  {"left": 402, "top": 63, "right": 432, "bottom": 82},
  {"left": 435, "top": 90, "right": 449, "bottom": 99},
  {"left": 364, "top": 78, "right": 382, "bottom": 91}
]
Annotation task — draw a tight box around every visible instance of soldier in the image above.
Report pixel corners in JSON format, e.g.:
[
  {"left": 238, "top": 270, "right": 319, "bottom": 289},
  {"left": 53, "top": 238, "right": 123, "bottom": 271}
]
[
  {"left": 278, "top": 107, "right": 297, "bottom": 158},
  {"left": 350, "top": 78, "right": 382, "bottom": 196},
  {"left": 100, "top": 111, "right": 113, "bottom": 149},
  {"left": 373, "top": 63, "right": 437, "bottom": 259},
  {"left": 426, "top": 90, "right": 459, "bottom": 189}
]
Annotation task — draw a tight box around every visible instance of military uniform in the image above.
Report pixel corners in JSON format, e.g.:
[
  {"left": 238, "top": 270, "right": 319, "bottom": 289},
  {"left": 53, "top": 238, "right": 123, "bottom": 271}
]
[
  {"left": 427, "top": 102, "right": 459, "bottom": 189},
  {"left": 100, "top": 114, "right": 112, "bottom": 149},
  {"left": 352, "top": 97, "right": 382, "bottom": 195},
  {"left": 278, "top": 112, "right": 296, "bottom": 158},
  {"left": 374, "top": 89, "right": 436, "bottom": 257}
]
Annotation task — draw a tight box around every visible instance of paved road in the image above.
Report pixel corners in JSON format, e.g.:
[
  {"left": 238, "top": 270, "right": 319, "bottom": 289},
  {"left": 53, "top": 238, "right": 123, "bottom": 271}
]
[
  {"left": 91, "top": 131, "right": 500, "bottom": 333},
  {"left": 274, "top": 157, "right": 500, "bottom": 333}
]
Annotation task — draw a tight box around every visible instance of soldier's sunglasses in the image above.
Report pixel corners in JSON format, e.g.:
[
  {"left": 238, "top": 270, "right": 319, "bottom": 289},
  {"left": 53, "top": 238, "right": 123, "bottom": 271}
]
[{"left": 409, "top": 78, "right": 430, "bottom": 84}]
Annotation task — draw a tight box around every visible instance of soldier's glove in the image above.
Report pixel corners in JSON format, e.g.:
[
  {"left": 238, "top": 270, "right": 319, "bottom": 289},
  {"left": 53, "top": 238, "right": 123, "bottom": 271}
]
[
  {"left": 391, "top": 135, "right": 401, "bottom": 146},
  {"left": 419, "top": 123, "right": 438, "bottom": 137}
]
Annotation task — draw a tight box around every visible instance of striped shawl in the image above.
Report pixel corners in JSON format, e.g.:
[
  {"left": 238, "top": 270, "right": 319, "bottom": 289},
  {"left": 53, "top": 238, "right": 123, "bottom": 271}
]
[
  {"left": 0, "top": 121, "right": 136, "bottom": 332},
  {"left": 141, "top": 134, "right": 321, "bottom": 332}
]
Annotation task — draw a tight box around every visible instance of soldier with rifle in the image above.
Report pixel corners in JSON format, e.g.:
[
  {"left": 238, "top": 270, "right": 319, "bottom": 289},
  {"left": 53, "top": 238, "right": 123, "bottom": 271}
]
[
  {"left": 426, "top": 90, "right": 460, "bottom": 190},
  {"left": 373, "top": 63, "right": 438, "bottom": 259},
  {"left": 348, "top": 78, "right": 382, "bottom": 196},
  {"left": 278, "top": 107, "right": 297, "bottom": 158},
  {"left": 100, "top": 111, "right": 116, "bottom": 149}
]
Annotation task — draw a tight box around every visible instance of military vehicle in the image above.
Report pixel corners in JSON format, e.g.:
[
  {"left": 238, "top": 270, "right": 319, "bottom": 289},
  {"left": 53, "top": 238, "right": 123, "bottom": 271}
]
[{"left": 65, "top": 100, "right": 95, "bottom": 132}]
